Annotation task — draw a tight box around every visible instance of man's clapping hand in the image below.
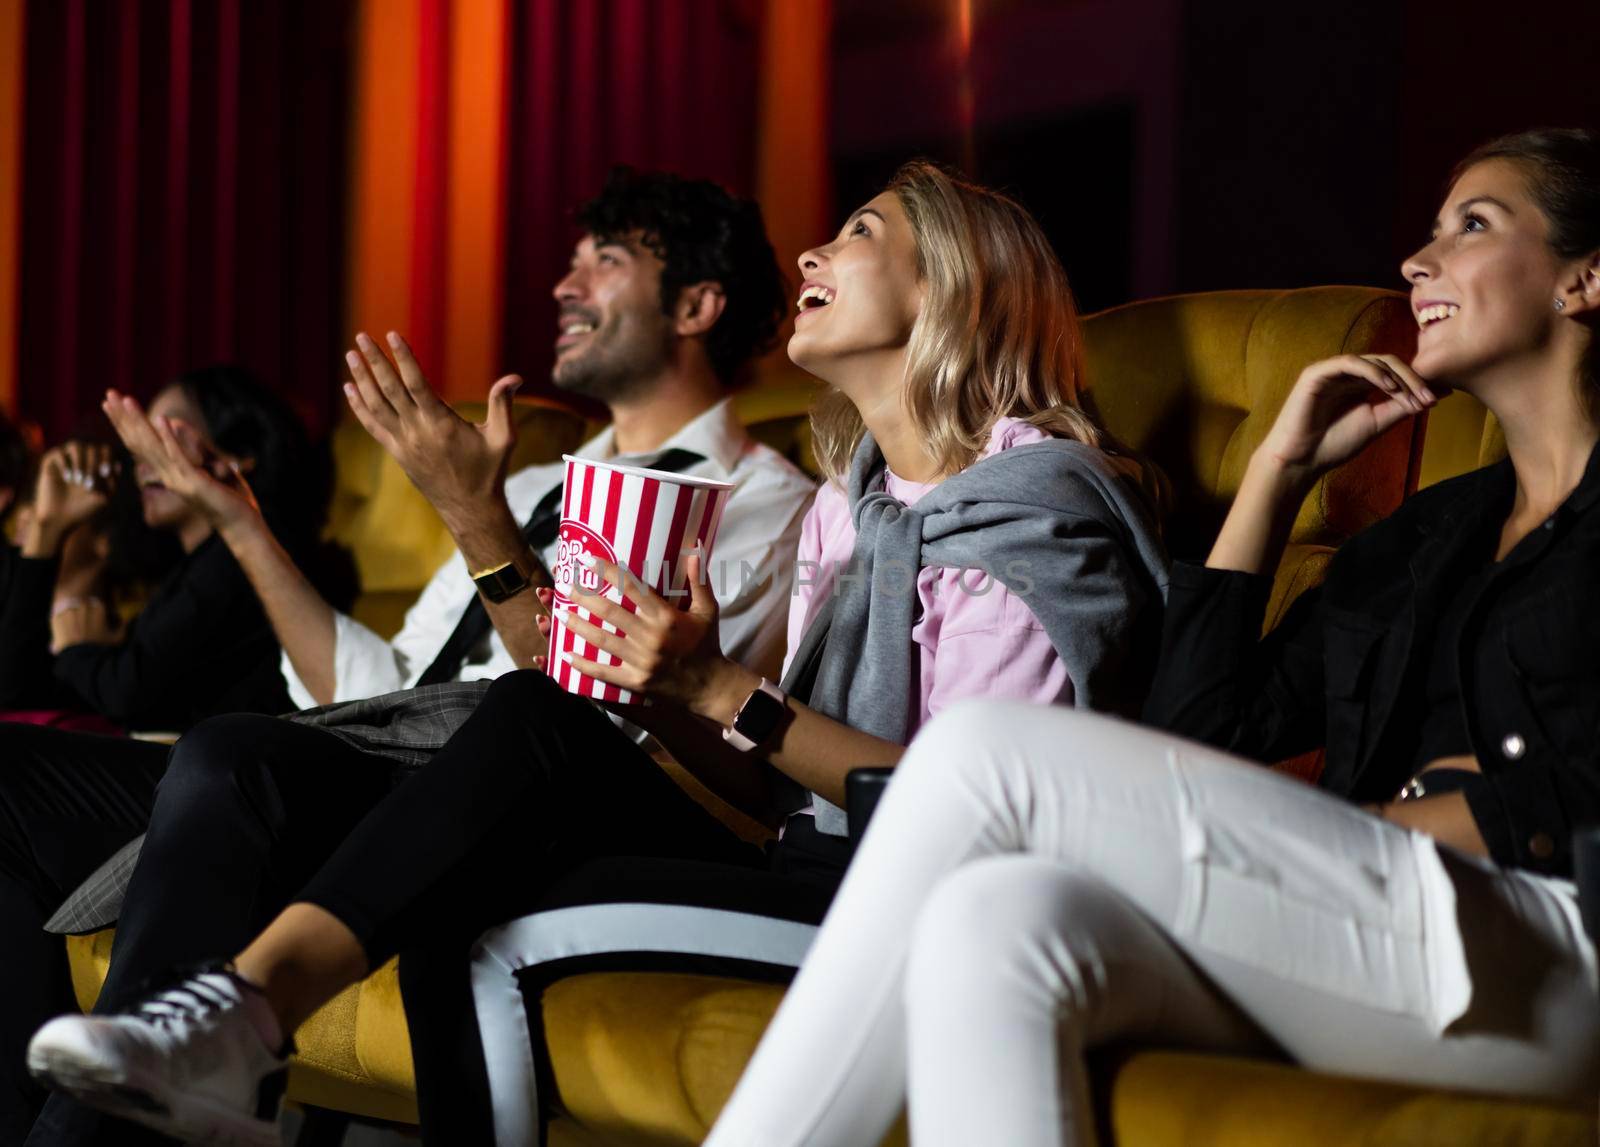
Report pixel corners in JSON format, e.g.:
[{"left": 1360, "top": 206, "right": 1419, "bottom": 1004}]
[{"left": 342, "top": 331, "right": 523, "bottom": 525}]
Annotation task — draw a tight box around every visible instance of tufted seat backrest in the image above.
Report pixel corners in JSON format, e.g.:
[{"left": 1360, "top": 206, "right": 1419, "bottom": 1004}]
[
  {"left": 1415, "top": 389, "right": 1506, "bottom": 488},
  {"left": 1082, "top": 286, "right": 1420, "bottom": 624}
]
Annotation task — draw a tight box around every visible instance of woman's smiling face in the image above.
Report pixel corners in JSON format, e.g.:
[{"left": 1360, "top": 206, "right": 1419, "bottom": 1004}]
[
  {"left": 787, "top": 191, "right": 924, "bottom": 381},
  {"left": 1402, "top": 159, "right": 1571, "bottom": 386}
]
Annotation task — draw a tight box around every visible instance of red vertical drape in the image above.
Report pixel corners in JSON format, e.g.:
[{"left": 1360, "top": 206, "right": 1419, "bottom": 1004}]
[
  {"left": 162, "top": 0, "right": 191, "bottom": 381},
  {"left": 502, "top": 0, "right": 764, "bottom": 401},
  {"left": 16, "top": 0, "right": 354, "bottom": 441},
  {"left": 14, "top": 0, "right": 808, "bottom": 438},
  {"left": 106, "top": 0, "right": 138, "bottom": 407},
  {"left": 407, "top": 0, "right": 451, "bottom": 376}
]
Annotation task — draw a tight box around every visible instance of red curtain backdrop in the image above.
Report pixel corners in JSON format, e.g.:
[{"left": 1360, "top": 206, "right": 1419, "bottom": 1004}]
[
  {"left": 502, "top": 0, "right": 764, "bottom": 400},
  {"left": 342, "top": 0, "right": 517, "bottom": 409},
  {"left": 5, "top": 0, "right": 825, "bottom": 441},
  {"left": 16, "top": 0, "right": 353, "bottom": 440}
]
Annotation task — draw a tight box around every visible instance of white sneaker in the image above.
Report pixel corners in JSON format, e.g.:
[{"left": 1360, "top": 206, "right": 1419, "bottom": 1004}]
[{"left": 27, "top": 965, "right": 287, "bottom": 1146}]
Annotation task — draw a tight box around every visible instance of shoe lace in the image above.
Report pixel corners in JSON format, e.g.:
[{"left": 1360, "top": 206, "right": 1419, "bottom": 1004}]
[
  {"left": 129, "top": 974, "right": 237, "bottom": 1032},
  {"left": 118, "top": 962, "right": 242, "bottom": 1036}
]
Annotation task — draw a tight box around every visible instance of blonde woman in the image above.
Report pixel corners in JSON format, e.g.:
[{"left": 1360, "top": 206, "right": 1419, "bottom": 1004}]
[{"left": 28, "top": 163, "right": 1169, "bottom": 1145}]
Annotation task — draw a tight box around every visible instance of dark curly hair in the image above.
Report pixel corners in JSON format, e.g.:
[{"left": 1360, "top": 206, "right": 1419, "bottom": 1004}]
[{"left": 576, "top": 166, "right": 788, "bottom": 387}]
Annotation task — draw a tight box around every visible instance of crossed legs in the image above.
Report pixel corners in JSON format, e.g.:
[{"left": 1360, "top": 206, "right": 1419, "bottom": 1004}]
[{"left": 706, "top": 702, "right": 1600, "bottom": 1147}]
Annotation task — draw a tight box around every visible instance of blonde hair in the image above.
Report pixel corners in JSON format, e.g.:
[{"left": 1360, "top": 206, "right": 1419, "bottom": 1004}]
[{"left": 811, "top": 161, "right": 1101, "bottom": 484}]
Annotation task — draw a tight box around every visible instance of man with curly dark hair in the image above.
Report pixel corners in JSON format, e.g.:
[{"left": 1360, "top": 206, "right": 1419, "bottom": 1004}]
[
  {"left": 566, "top": 165, "right": 790, "bottom": 395},
  {"left": 18, "top": 168, "right": 815, "bottom": 1147}
]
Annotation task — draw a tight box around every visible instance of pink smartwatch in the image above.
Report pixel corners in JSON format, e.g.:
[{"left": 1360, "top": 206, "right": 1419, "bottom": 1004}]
[{"left": 723, "top": 678, "right": 788, "bottom": 752}]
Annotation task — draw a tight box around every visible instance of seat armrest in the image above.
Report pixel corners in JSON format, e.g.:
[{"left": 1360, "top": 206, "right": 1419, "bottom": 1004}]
[{"left": 846, "top": 767, "right": 895, "bottom": 843}]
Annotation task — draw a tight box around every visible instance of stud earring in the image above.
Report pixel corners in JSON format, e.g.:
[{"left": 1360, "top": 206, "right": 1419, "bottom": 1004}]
[{"left": 1555, "top": 298, "right": 1567, "bottom": 311}]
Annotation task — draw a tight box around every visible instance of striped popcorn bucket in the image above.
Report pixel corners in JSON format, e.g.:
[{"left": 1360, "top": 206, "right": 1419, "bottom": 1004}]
[{"left": 548, "top": 454, "right": 733, "bottom": 703}]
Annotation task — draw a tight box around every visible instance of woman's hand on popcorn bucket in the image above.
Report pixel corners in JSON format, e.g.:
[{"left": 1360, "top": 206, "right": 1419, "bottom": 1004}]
[
  {"left": 551, "top": 551, "right": 732, "bottom": 710},
  {"left": 530, "top": 587, "right": 556, "bottom": 674}
]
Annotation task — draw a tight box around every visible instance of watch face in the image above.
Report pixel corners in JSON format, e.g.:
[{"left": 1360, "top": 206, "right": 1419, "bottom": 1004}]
[{"left": 734, "top": 688, "right": 785, "bottom": 743}]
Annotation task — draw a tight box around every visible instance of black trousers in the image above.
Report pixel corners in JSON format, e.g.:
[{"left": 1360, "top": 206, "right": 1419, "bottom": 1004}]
[
  {"left": 14, "top": 672, "right": 844, "bottom": 1144},
  {"left": 24, "top": 716, "right": 396, "bottom": 1147},
  {"left": 291, "top": 671, "right": 846, "bottom": 1144},
  {"left": 0, "top": 724, "right": 168, "bottom": 1146}
]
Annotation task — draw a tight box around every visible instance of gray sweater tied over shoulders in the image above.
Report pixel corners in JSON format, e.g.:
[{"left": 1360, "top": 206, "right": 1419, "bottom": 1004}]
[{"left": 779, "top": 429, "right": 1171, "bottom": 836}]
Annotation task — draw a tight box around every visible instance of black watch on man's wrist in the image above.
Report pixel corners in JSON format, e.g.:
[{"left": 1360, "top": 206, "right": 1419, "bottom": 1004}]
[{"left": 470, "top": 551, "right": 536, "bottom": 604}]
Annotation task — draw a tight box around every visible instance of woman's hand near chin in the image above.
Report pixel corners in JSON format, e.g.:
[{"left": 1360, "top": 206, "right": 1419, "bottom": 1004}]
[
  {"left": 1259, "top": 354, "right": 1440, "bottom": 481},
  {"left": 1207, "top": 355, "right": 1440, "bottom": 577}
]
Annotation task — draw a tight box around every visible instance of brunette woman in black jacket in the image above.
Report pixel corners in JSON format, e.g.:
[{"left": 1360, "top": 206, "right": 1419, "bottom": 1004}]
[
  {"left": 703, "top": 128, "right": 1600, "bottom": 1147},
  {"left": 0, "top": 367, "right": 322, "bottom": 727},
  {"left": 0, "top": 366, "right": 327, "bottom": 1144}
]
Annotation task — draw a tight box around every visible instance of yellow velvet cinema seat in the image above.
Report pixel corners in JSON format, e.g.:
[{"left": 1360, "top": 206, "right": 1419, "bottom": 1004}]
[
  {"left": 1083, "top": 285, "right": 1421, "bottom": 624},
  {"left": 64, "top": 288, "right": 1592, "bottom": 1145}
]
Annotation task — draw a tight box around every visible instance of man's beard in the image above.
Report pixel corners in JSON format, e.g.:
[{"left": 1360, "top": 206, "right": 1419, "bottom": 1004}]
[{"left": 551, "top": 320, "right": 672, "bottom": 405}]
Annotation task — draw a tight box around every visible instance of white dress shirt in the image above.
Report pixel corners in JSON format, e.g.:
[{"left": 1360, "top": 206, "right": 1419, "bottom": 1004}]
[{"left": 282, "top": 398, "right": 816, "bottom": 709}]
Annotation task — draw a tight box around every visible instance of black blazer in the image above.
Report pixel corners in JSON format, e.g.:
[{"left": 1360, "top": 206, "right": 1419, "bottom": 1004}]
[{"left": 1144, "top": 444, "right": 1600, "bottom": 877}]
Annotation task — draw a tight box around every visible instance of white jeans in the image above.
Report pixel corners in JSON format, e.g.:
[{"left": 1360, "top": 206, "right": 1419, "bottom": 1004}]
[{"left": 705, "top": 703, "right": 1599, "bottom": 1147}]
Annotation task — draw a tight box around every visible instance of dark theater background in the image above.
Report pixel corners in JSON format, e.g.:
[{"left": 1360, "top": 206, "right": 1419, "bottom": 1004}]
[
  {"left": 1, "top": 5, "right": 1600, "bottom": 1147},
  {"left": 0, "top": 0, "right": 1596, "bottom": 442}
]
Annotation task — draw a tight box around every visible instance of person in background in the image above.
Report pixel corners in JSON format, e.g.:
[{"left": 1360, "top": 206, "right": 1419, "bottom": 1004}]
[
  {"left": 0, "top": 364, "right": 329, "bottom": 1146},
  {"left": 704, "top": 127, "right": 1600, "bottom": 1147},
  {"left": 0, "top": 367, "right": 323, "bottom": 726},
  {"left": 0, "top": 437, "right": 122, "bottom": 734}
]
